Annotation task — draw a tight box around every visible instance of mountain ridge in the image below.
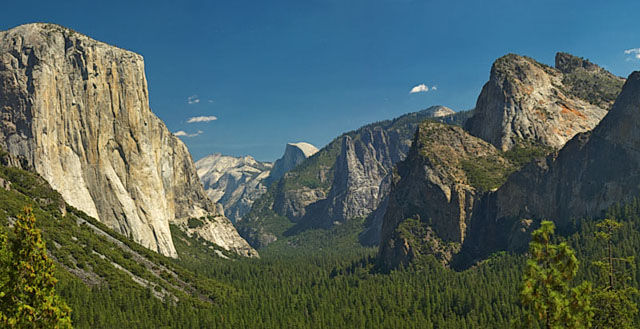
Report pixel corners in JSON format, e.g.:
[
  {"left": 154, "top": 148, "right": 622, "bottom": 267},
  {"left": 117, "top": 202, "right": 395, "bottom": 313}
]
[
  {"left": 466, "top": 52, "right": 623, "bottom": 151},
  {"left": 377, "top": 53, "right": 627, "bottom": 269},
  {"left": 239, "top": 105, "right": 466, "bottom": 248}
]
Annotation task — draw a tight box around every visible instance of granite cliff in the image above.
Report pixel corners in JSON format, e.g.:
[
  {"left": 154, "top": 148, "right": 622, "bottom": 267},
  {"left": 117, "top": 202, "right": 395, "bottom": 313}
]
[
  {"left": 465, "top": 70, "right": 640, "bottom": 259},
  {"left": 196, "top": 142, "right": 317, "bottom": 223},
  {"left": 265, "top": 142, "right": 318, "bottom": 185},
  {"left": 378, "top": 121, "right": 513, "bottom": 267},
  {"left": 0, "top": 23, "right": 255, "bottom": 258},
  {"left": 239, "top": 106, "right": 459, "bottom": 248},
  {"left": 196, "top": 154, "right": 272, "bottom": 222},
  {"left": 466, "top": 53, "right": 623, "bottom": 151},
  {"left": 378, "top": 53, "right": 625, "bottom": 269}
]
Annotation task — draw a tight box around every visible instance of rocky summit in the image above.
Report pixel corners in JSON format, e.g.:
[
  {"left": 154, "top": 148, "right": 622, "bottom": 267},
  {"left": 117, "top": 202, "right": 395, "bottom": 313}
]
[
  {"left": 466, "top": 53, "right": 623, "bottom": 151},
  {"left": 466, "top": 70, "right": 640, "bottom": 258},
  {"left": 196, "top": 142, "right": 317, "bottom": 223},
  {"left": 196, "top": 154, "right": 272, "bottom": 222},
  {"left": 240, "top": 105, "right": 463, "bottom": 248},
  {"left": 377, "top": 53, "right": 627, "bottom": 269},
  {"left": 0, "top": 23, "right": 256, "bottom": 258},
  {"left": 378, "top": 121, "right": 514, "bottom": 267},
  {"left": 266, "top": 142, "right": 319, "bottom": 185}
]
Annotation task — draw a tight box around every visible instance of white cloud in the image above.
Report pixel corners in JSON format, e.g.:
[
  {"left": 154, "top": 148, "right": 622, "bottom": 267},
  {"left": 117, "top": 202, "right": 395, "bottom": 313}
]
[
  {"left": 188, "top": 95, "right": 200, "bottom": 104},
  {"left": 624, "top": 48, "right": 640, "bottom": 60},
  {"left": 431, "top": 86, "right": 437, "bottom": 91},
  {"left": 410, "top": 84, "right": 429, "bottom": 94},
  {"left": 208, "top": 99, "right": 214, "bottom": 103},
  {"left": 173, "top": 130, "right": 203, "bottom": 137},
  {"left": 187, "top": 115, "right": 218, "bottom": 123}
]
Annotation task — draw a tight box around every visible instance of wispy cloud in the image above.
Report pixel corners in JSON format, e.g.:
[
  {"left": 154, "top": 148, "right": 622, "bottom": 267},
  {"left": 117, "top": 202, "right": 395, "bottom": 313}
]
[
  {"left": 188, "top": 95, "right": 200, "bottom": 104},
  {"left": 187, "top": 115, "right": 218, "bottom": 123},
  {"left": 208, "top": 99, "right": 214, "bottom": 103},
  {"left": 624, "top": 48, "right": 640, "bottom": 60},
  {"left": 410, "top": 84, "right": 430, "bottom": 94},
  {"left": 173, "top": 130, "right": 203, "bottom": 137},
  {"left": 431, "top": 85, "right": 437, "bottom": 91}
]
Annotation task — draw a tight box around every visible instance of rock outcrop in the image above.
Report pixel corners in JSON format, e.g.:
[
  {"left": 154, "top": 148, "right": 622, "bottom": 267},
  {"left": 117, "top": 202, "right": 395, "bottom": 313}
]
[
  {"left": 196, "top": 142, "right": 317, "bottom": 224},
  {"left": 377, "top": 54, "right": 626, "bottom": 269},
  {"left": 378, "top": 121, "right": 513, "bottom": 267},
  {"left": 555, "top": 52, "right": 625, "bottom": 109},
  {"left": 241, "top": 105, "right": 460, "bottom": 248},
  {"left": 0, "top": 23, "right": 255, "bottom": 258},
  {"left": 466, "top": 53, "right": 623, "bottom": 151},
  {"left": 196, "top": 154, "right": 272, "bottom": 222},
  {"left": 423, "top": 106, "right": 455, "bottom": 118},
  {"left": 266, "top": 142, "right": 318, "bottom": 184},
  {"left": 466, "top": 71, "right": 640, "bottom": 259}
]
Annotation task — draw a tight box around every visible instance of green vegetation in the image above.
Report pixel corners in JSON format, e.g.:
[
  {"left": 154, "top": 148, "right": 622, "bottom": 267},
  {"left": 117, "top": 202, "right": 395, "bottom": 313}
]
[
  {"left": 281, "top": 138, "right": 341, "bottom": 191},
  {"left": 461, "top": 142, "right": 552, "bottom": 192},
  {"left": 561, "top": 66, "right": 624, "bottom": 109},
  {"left": 520, "top": 221, "right": 593, "bottom": 328},
  {"left": 438, "top": 109, "right": 474, "bottom": 127},
  {"left": 590, "top": 219, "right": 638, "bottom": 328},
  {"left": 0, "top": 163, "right": 237, "bottom": 327},
  {"left": 0, "top": 207, "right": 72, "bottom": 328},
  {"left": 266, "top": 217, "right": 370, "bottom": 257},
  {"left": 236, "top": 188, "right": 295, "bottom": 247},
  {"left": 3, "top": 153, "right": 640, "bottom": 328},
  {"left": 186, "top": 217, "right": 206, "bottom": 229},
  {"left": 396, "top": 218, "right": 428, "bottom": 246},
  {"left": 503, "top": 143, "right": 553, "bottom": 168},
  {"left": 245, "top": 106, "right": 463, "bottom": 246},
  {"left": 461, "top": 156, "right": 513, "bottom": 192},
  {"left": 396, "top": 218, "right": 459, "bottom": 264}
]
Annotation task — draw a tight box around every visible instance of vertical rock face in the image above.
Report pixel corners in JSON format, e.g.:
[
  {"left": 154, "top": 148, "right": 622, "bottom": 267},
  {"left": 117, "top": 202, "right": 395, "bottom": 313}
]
[
  {"left": 0, "top": 23, "right": 255, "bottom": 258},
  {"left": 325, "top": 130, "right": 392, "bottom": 221},
  {"left": 466, "top": 53, "right": 623, "bottom": 151},
  {"left": 318, "top": 106, "right": 457, "bottom": 228},
  {"left": 377, "top": 54, "right": 626, "bottom": 269},
  {"left": 241, "top": 105, "right": 460, "bottom": 248},
  {"left": 195, "top": 142, "right": 317, "bottom": 223},
  {"left": 378, "top": 121, "right": 513, "bottom": 268},
  {"left": 196, "top": 154, "right": 272, "bottom": 222},
  {"left": 266, "top": 142, "right": 318, "bottom": 184},
  {"left": 484, "top": 71, "right": 640, "bottom": 235}
]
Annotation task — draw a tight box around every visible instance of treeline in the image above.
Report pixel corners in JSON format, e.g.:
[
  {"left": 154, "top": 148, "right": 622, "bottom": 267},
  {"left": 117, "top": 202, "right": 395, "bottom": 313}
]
[
  {"left": 4, "top": 162, "right": 640, "bottom": 328},
  {"left": 59, "top": 198, "right": 640, "bottom": 329}
]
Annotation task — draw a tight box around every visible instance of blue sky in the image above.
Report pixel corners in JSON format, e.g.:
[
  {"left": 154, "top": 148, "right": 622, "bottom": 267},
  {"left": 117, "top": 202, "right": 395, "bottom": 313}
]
[{"left": 1, "top": 0, "right": 639, "bottom": 161}]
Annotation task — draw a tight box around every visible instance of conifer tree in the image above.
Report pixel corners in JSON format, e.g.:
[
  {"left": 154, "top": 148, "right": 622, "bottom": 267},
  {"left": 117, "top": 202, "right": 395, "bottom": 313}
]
[
  {"left": 1, "top": 206, "right": 72, "bottom": 328},
  {"left": 0, "top": 227, "right": 10, "bottom": 322},
  {"left": 591, "top": 218, "right": 638, "bottom": 329},
  {"left": 520, "top": 221, "right": 593, "bottom": 329}
]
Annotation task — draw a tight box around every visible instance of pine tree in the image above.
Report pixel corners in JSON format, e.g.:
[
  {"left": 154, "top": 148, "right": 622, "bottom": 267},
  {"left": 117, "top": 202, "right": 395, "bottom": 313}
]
[
  {"left": 591, "top": 218, "right": 638, "bottom": 329},
  {"left": 1, "top": 206, "right": 72, "bottom": 328},
  {"left": 520, "top": 221, "right": 593, "bottom": 329},
  {"left": 0, "top": 227, "right": 11, "bottom": 321}
]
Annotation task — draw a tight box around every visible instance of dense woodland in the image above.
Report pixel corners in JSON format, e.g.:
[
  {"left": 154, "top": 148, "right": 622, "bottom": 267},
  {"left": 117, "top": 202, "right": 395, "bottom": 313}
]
[
  {"left": 0, "top": 159, "right": 638, "bottom": 328},
  {"left": 58, "top": 203, "right": 640, "bottom": 328}
]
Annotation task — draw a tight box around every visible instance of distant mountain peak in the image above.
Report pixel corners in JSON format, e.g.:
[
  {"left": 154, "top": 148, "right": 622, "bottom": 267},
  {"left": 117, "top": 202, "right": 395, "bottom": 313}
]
[
  {"left": 266, "top": 142, "right": 319, "bottom": 184},
  {"left": 422, "top": 105, "right": 455, "bottom": 118},
  {"left": 286, "top": 142, "right": 319, "bottom": 158}
]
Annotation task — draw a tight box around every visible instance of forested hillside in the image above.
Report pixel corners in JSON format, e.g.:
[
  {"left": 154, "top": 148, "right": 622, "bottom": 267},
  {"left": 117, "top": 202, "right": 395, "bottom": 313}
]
[{"left": 1, "top": 156, "right": 639, "bottom": 327}]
